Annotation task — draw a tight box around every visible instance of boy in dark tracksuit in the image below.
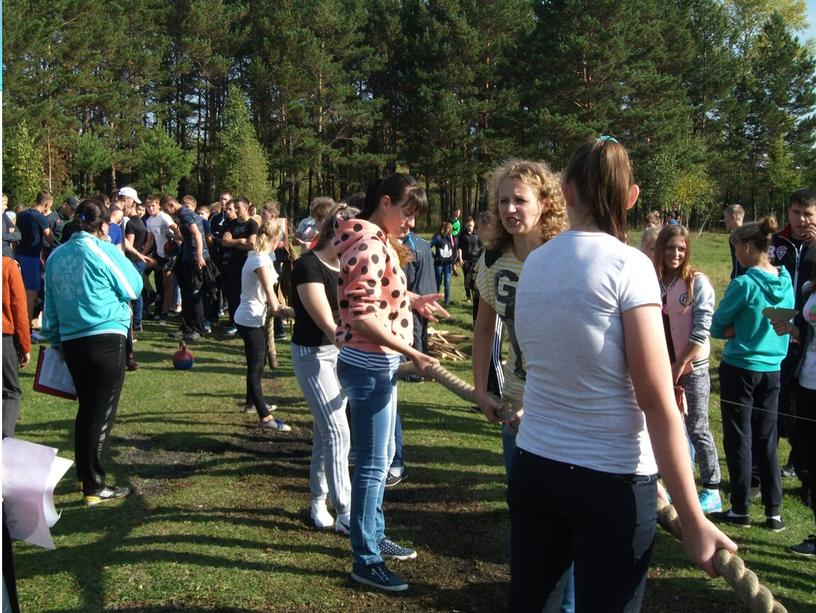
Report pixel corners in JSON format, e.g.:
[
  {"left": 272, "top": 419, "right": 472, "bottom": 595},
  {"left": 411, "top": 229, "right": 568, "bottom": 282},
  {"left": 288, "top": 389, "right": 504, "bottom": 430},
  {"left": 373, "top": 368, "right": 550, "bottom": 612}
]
[{"left": 770, "top": 189, "right": 816, "bottom": 479}]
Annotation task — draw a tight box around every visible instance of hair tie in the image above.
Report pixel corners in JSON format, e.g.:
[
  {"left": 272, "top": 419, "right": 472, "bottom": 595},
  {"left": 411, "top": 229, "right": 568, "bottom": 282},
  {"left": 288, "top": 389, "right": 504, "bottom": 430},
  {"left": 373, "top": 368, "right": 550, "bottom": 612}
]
[
  {"left": 598, "top": 134, "right": 619, "bottom": 143},
  {"left": 80, "top": 214, "right": 86, "bottom": 222}
]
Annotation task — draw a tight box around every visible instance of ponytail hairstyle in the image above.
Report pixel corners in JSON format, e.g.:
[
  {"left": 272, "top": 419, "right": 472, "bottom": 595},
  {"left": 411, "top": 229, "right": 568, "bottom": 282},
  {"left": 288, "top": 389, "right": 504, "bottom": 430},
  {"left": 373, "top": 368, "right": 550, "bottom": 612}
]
[
  {"left": 483, "top": 159, "right": 566, "bottom": 253},
  {"left": 360, "top": 174, "right": 428, "bottom": 266},
  {"left": 730, "top": 216, "right": 778, "bottom": 253},
  {"left": 314, "top": 202, "right": 361, "bottom": 252},
  {"left": 654, "top": 224, "right": 698, "bottom": 309},
  {"left": 75, "top": 198, "right": 109, "bottom": 235},
  {"left": 564, "top": 137, "right": 634, "bottom": 242},
  {"left": 255, "top": 219, "right": 284, "bottom": 254}
]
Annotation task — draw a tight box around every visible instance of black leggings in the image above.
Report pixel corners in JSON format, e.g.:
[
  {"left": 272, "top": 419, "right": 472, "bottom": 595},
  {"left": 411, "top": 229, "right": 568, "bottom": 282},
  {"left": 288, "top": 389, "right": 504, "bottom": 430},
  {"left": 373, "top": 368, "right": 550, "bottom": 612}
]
[
  {"left": 508, "top": 449, "right": 656, "bottom": 612},
  {"left": 719, "top": 361, "right": 782, "bottom": 516},
  {"left": 62, "top": 334, "right": 126, "bottom": 495},
  {"left": 237, "top": 324, "right": 271, "bottom": 418},
  {"left": 796, "top": 384, "right": 816, "bottom": 524}
]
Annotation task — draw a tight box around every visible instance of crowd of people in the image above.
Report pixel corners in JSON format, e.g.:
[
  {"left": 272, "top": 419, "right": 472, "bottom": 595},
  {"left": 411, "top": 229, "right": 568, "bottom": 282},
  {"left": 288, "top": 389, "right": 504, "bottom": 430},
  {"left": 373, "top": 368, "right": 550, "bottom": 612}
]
[{"left": 2, "top": 136, "right": 815, "bottom": 609}]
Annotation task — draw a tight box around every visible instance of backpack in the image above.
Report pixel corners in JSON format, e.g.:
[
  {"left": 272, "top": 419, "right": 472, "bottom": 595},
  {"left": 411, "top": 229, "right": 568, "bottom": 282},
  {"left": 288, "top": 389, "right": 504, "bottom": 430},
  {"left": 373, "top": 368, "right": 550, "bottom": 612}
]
[{"left": 433, "top": 236, "right": 454, "bottom": 265}]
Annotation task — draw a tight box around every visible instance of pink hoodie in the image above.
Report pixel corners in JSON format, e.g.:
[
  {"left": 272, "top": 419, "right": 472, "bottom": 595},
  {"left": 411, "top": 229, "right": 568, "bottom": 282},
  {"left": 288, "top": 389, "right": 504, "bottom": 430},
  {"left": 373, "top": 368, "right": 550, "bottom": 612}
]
[{"left": 333, "top": 218, "right": 413, "bottom": 354}]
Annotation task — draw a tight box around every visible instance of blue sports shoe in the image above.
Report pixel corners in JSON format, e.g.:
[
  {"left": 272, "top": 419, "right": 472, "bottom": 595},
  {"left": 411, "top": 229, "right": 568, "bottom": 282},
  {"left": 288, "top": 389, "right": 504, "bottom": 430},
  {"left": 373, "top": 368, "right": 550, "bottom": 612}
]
[
  {"left": 699, "top": 489, "right": 722, "bottom": 513},
  {"left": 350, "top": 562, "right": 408, "bottom": 592},
  {"left": 378, "top": 537, "right": 417, "bottom": 560}
]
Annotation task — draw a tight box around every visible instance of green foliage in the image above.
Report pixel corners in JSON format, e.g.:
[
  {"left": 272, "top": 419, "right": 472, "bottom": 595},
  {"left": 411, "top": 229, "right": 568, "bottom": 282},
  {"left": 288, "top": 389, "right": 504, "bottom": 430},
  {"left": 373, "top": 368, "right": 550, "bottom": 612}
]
[
  {"left": 71, "top": 132, "right": 112, "bottom": 194},
  {"left": 765, "top": 134, "right": 803, "bottom": 207},
  {"left": 134, "top": 127, "right": 194, "bottom": 194},
  {"left": 213, "top": 86, "right": 272, "bottom": 205},
  {"left": 3, "top": 121, "right": 45, "bottom": 206},
  {"left": 2, "top": 0, "right": 815, "bottom": 222}
]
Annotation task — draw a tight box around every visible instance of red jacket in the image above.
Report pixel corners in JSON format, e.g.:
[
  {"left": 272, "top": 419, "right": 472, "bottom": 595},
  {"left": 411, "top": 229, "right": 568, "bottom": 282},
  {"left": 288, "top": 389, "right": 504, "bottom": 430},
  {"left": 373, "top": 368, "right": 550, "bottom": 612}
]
[{"left": 2, "top": 256, "right": 31, "bottom": 354}]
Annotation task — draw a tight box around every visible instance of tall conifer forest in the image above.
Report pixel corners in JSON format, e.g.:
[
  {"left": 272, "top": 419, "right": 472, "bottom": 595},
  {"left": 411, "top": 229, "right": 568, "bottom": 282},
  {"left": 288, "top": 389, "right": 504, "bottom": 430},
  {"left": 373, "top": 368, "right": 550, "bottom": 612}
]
[{"left": 3, "top": 0, "right": 815, "bottom": 225}]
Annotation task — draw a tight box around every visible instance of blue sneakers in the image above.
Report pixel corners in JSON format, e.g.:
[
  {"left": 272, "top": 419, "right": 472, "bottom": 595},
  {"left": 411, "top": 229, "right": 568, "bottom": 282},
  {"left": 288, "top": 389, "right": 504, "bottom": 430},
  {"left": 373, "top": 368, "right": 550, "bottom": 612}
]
[
  {"left": 378, "top": 537, "right": 417, "bottom": 560},
  {"left": 351, "top": 562, "right": 408, "bottom": 592},
  {"left": 699, "top": 489, "right": 722, "bottom": 513}
]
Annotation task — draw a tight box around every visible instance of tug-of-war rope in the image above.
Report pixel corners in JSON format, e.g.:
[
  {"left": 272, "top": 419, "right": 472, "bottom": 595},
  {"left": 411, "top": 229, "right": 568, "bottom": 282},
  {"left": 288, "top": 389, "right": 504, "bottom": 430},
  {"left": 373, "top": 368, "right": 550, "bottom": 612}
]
[{"left": 395, "top": 362, "right": 789, "bottom": 613}]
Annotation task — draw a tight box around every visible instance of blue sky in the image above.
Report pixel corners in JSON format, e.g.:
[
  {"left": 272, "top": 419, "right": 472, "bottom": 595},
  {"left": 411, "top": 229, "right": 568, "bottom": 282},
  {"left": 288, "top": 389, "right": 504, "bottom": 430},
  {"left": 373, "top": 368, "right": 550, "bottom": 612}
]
[{"left": 807, "top": 0, "right": 816, "bottom": 43}]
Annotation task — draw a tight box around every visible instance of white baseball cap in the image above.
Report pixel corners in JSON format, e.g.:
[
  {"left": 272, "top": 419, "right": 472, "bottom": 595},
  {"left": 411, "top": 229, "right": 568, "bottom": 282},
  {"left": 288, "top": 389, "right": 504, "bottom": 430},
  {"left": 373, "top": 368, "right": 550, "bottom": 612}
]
[{"left": 118, "top": 186, "right": 142, "bottom": 204}]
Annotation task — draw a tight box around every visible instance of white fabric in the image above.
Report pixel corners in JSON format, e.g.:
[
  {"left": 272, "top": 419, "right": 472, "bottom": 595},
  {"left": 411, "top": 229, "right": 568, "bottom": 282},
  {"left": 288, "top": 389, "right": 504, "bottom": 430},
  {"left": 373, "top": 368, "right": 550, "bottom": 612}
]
[
  {"left": 515, "top": 230, "right": 661, "bottom": 475},
  {"left": 234, "top": 251, "right": 278, "bottom": 328},
  {"left": 146, "top": 211, "right": 174, "bottom": 258}
]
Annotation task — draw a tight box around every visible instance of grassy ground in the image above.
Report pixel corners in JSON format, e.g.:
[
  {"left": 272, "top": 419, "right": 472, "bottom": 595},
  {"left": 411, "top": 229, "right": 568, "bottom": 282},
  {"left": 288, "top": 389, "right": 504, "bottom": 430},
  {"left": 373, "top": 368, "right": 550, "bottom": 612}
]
[{"left": 10, "top": 231, "right": 815, "bottom": 612}]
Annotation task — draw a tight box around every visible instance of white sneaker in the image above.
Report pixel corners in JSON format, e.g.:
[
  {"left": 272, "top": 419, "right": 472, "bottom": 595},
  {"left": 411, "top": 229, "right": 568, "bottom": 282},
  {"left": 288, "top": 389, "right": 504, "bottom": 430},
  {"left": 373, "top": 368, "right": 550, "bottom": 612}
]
[
  {"left": 311, "top": 502, "right": 334, "bottom": 529},
  {"left": 335, "top": 513, "right": 351, "bottom": 536}
]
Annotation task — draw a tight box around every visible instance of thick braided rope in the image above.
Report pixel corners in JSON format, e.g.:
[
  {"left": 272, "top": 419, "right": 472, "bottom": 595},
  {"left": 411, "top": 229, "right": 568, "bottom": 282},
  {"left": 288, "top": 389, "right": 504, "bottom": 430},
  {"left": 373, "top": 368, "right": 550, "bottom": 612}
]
[
  {"left": 656, "top": 498, "right": 787, "bottom": 613},
  {"left": 404, "top": 361, "right": 789, "bottom": 613}
]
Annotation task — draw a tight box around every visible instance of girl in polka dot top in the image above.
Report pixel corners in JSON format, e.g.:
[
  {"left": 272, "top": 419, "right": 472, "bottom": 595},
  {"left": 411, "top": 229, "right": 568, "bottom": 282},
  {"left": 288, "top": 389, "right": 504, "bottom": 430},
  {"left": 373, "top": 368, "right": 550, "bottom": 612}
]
[{"left": 334, "top": 174, "right": 448, "bottom": 592}]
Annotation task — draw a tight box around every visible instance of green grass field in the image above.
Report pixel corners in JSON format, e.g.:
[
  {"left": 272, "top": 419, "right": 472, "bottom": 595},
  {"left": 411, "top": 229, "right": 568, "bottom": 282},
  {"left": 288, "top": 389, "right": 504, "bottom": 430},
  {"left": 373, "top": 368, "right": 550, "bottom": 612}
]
[{"left": 9, "top": 231, "right": 815, "bottom": 612}]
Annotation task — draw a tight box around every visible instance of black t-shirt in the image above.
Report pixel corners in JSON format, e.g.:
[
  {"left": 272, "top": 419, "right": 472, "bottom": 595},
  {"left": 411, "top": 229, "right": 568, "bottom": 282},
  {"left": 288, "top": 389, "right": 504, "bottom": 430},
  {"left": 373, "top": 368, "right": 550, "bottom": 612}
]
[
  {"left": 291, "top": 251, "right": 339, "bottom": 347},
  {"left": 177, "top": 207, "right": 210, "bottom": 262},
  {"left": 48, "top": 210, "right": 72, "bottom": 246},
  {"left": 125, "top": 216, "right": 148, "bottom": 262},
  {"left": 227, "top": 218, "right": 259, "bottom": 269},
  {"left": 15, "top": 208, "right": 50, "bottom": 257},
  {"left": 459, "top": 231, "right": 481, "bottom": 262}
]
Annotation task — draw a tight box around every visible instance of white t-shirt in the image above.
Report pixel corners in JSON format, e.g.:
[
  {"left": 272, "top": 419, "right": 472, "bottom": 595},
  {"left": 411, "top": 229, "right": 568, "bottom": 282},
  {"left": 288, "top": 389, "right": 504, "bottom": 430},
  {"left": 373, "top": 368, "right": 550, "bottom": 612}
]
[
  {"left": 146, "top": 211, "right": 174, "bottom": 258},
  {"left": 234, "top": 251, "right": 279, "bottom": 328},
  {"left": 515, "top": 230, "right": 661, "bottom": 475},
  {"left": 798, "top": 291, "right": 816, "bottom": 390}
]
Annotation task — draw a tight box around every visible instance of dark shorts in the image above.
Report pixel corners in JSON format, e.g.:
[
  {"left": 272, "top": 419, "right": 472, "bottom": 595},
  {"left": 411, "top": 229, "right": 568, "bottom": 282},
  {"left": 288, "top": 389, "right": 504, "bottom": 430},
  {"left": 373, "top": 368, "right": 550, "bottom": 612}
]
[{"left": 15, "top": 254, "right": 42, "bottom": 291}]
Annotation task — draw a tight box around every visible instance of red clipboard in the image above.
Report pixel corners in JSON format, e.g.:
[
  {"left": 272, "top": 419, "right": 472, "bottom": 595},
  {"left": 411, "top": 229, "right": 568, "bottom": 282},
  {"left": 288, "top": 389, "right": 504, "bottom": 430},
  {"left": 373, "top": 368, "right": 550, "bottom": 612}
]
[{"left": 32, "top": 345, "right": 77, "bottom": 400}]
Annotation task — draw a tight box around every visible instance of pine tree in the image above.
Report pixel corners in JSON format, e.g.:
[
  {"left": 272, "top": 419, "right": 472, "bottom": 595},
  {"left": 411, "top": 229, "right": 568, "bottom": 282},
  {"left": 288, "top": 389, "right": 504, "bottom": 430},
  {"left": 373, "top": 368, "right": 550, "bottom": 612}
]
[
  {"left": 71, "top": 132, "right": 112, "bottom": 195},
  {"left": 134, "top": 127, "right": 194, "bottom": 194},
  {"left": 4, "top": 121, "right": 46, "bottom": 206},
  {"left": 213, "top": 86, "right": 272, "bottom": 205}
]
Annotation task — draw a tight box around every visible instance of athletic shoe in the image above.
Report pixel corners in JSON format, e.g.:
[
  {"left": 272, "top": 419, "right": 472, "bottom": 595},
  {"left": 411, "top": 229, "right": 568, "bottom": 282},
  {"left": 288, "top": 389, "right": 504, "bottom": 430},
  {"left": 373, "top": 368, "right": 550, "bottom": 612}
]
[
  {"left": 274, "top": 333, "right": 287, "bottom": 342},
  {"left": 259, "top": 418, "right": 291, "bottom": 432},
  {"left": 385, "top": 469, "right": 406, "bottom": 488},
  {"left": 133, "top": 323, "right": 143, "bottom": 332},
  {"left": 699, "top": 489, "right": 722, "bottom": 513},
  {"left": 183, "top": 332, "right": 201, "bottom": 343},
  {"left": 203, "top": 322, "right": 212, "bottom": 334},
  {"left": 378, "top": 537, "right": 417, "bottom": 560},
  {"left": 245, "top": 404, "right": 275, "bottom": 413},
  {"left": 225, "top": 326, "right": 238, "bottom": 335},
  {"left": 310, "top": 502, "right": 334, "bottom": 529},
  {"left": 84, "top": 486, "right": 130, "bottom": 506},
  {"left": 168, "top": 330, "right": 184, "bottom": 339},
  {"left": 789, "top": 535, "right": 815, "bottom": 557},
  {"left": 781, "top": 462, "right": 796, "bottom": 479},
  {"left": 335, "top": 514, "right": 351, "bottom": 536},
  {"left": 350, "top": 562, "right": 408, "bottom": 592},
  {"left": 750, "top": 485, "right": 761, "bottom": 499},
  {"left": 126, "top": 355, "right": 139, "bottom": 371},
  {"left": 709, "top": 510, "right": 751, "bottom": 527},
  {"left": 764, "top": 517, "right": 786, "bottom": 532}
]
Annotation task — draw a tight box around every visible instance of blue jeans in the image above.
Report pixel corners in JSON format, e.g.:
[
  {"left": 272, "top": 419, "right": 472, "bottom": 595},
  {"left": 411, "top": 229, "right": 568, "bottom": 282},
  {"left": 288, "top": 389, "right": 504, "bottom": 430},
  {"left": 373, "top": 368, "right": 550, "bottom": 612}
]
[
  {"left": 337, "top": 358, "right": 399, "bottom": 569},
  {"left": 391, "top": 411, "right": 404, "bottom": 470},
  {"left": 434, "top": 263, "right": 452, "bottom": 305},
  {"left": 130, "top": 259, "right": 146, "bottom": 328}
]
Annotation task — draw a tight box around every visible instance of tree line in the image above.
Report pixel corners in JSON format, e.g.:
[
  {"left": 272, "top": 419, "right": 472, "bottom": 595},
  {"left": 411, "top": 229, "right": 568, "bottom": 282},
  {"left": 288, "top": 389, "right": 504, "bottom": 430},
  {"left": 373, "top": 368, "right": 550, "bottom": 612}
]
[{"left": 3, "top": 0, "right": 815, "bottom": 228}]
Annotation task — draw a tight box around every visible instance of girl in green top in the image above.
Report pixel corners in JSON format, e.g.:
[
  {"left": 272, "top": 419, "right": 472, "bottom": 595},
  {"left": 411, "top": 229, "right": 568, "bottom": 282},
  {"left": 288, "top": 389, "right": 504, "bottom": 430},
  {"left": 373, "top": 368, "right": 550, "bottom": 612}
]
[{"left": 710, "top": 217, "right": 794, "bottom": 531}]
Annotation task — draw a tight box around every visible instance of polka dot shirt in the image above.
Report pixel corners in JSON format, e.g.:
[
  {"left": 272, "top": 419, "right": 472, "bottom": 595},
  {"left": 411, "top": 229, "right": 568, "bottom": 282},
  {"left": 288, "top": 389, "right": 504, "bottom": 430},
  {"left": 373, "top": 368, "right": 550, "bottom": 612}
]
[{"left": 333, "top": 218, "right": 413, "bottom": 354}]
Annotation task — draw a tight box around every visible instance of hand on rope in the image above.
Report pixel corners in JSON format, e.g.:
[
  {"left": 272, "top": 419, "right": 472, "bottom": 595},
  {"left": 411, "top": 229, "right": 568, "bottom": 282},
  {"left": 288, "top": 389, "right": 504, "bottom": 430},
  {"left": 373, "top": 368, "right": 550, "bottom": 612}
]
[{"left": 407, "top": 360, "right": 791, "bottom": 613}]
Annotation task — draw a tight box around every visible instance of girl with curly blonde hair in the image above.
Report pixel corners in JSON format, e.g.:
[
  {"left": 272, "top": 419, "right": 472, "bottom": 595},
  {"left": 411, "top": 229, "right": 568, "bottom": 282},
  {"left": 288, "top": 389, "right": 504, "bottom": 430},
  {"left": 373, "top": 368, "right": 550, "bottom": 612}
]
[{"left": 473, "top": 159, "right": 567, "bottom": 474}]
